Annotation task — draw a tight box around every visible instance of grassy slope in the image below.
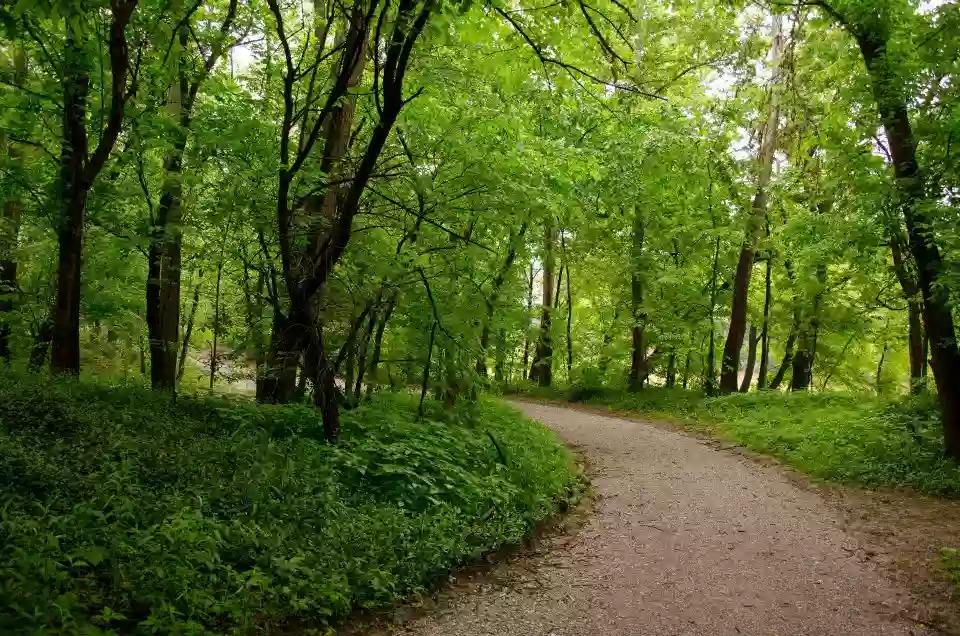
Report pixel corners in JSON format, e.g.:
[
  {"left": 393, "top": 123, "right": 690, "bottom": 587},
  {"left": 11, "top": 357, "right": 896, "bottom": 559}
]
[
  {"left": 516, "top": 384, "right": 960, "bottom": 497},
  {"left": 0, "top": 374, "right": 581, "bottom": 635}
]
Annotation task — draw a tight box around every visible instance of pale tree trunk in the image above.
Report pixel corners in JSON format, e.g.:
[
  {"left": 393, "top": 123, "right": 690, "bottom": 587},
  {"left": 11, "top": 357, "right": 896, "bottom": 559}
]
[{"left": 720, "top": 14, "right": 785, "bottom": 392}]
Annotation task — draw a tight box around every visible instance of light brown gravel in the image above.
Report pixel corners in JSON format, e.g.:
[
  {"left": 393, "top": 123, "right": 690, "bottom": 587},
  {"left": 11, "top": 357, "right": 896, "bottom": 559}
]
[{"left": 388, "top": 401, "right": 935, "bottom": 636}]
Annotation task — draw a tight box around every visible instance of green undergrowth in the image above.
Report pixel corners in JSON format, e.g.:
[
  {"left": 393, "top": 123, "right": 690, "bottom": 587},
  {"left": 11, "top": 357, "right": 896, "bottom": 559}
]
[
  {"left": 0, "top": 373, "right": 581, "bottom": 635},
  {"left": 512, "top": 383, "right": 960, "bottom": 497}
]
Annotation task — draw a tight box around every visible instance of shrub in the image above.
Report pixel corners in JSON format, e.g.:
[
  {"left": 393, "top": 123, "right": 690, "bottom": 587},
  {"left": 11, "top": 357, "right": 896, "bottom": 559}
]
[{"left": 0, "top": 373, "right": 581, "bottom": 634}]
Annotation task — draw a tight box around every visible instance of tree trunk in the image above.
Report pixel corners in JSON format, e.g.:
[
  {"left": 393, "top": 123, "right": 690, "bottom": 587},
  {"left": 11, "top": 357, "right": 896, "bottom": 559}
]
[
  {"left": 260, "top": 311, "right": 301, "bottom": 402},
  {"left": 666, "top": 353, "right": 677, "bottom": 388},
  {"left": 629, "top": 212, "right": 646, "bottom": 391},
  {"left": 597, "top": 306, "right": 620, "bottom": 378},
  {"left": 530, "top": 222, "right": 555, "bottom": 386},
  {"left": 890, "top": 232, "right": 925, "bottom": 393},
  {"left": 769, "top": 320, "right": 798, "bottom": 391},
  {"left": 719, "top": 14, "right": 784, "bottom": 393},
  {"left": 705, "top": 236, "right": 721, "bottom": 394},
  {"left": 52, "top": 3, "right": 138, "bottom": 374},
  {"left": 757, "top": 252, "right": 773, "bottom": 389},
  {"left": 29, "top": 317, "right": 53, "bottom": 371},
  {"left": 51, "top": 19, "right": 91, "bottom": 375},
  {"left": 477, "top": 220, "right": 527, "bottom": 376},
  {"left": 876, "top": 342, "right": 888, "bottom": 395},
  {"left": 0, "top": 48, "right": 26, "bottom": 364},
  {"left": 522, "top": 263, "right": 534, "bottom": 375},
  {"left": 147, "top": 45, "right": 189, "bottom": 392},
  {"left": 682, "top": 348, "right": 691, "bottom": 389},
  {"left": 740, "top": 324, "right": 759, "bottom": 392},
  {"left": 366, "top": 294, "right": 396, "bottom": 397},
  {"left": 566, "top": 262, "right": 573, "bottom": 376},
  {"left": 855, "top": 28, "right": 960, "bottom": 455},
  {"left": 177, "top": 272, "right": 202, "bottom": 381}
]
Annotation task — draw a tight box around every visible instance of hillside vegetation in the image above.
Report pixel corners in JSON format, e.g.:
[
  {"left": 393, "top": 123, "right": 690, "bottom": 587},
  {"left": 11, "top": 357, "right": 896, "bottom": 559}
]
[{"left": 0, "top": 374, "right": 580, "bottom": 634}]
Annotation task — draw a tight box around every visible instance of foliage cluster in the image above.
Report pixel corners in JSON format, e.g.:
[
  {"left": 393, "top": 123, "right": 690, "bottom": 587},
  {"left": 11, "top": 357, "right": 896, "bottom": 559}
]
[{"left": 0, "top": 374, "right": 580, "bottom": 634}]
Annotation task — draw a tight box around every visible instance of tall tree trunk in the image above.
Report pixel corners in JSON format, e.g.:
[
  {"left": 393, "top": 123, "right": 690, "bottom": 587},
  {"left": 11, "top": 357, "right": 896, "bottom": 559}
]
[
  {"left": 740, "top": 324, "right": 759, "bottom": 392},
  {"left": 477, "top": 220, "right": 528, "bottom": 376},
  {"left": 597, "top": 306, "right": 620, "bottom": 378},
  {"left": 530, "top": 222, "right": 555, "bottom": 386},
  {"left": 705, "top": 236, "right": 721, "bottom": 394},
  {"left": 629, "top": 212, "right": 646, "bottom": 391},
  {"left": 522, "top": 263, "right": 534, "bottom": 374},
  {"left": 0, "top": 48, "right": 26, "bottom": 364},
  {"left": 849, "top": 17, "right": 960, "bottom": 456},
  {"left": 666, "top": 353, "right": 677, "bottom": 388},
  {"left": 719, "top": 14, "right": 784, "bottom": 392},
  {"left": 177, "top": 272, "right": 202, "bottom": 382},
  {"left": 209, "top": 242, "right": 227, "bottom": 390},
  {"left": 876, "top": 341, "right": 888, "bottom": 395},
  {"left": 682, "top": 347, "right": 691, "bottom": 389},
  {"left": 147, "top": 59, "right": 188, "bottom": 392},
  {"left": 51, "top": 19, "right": 91, "bottom": 375},
  {"left": 768, "top": 320, "right": 798, "bottom": 391},
  {"left": 565, "top": 262, "right": 573, "bottom": 376},
  {"left": 52, "top": 2, "right": 138, "bottom": 375},
  {"left": 366, "top": 293, "right": 396, "bottom": 397},
  {"left": 757, "top": 251, "right": 773, "bottom": 389},
  {"left": 890, "top": 232, "right": 925, "bottom": 393},
  {"left": 29, "top": 317, "right": 53, "bottom": 371}
]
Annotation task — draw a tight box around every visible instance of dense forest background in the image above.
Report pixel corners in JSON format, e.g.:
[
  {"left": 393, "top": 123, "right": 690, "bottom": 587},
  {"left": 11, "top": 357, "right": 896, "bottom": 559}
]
[{"left": 1, "top": 0, "right": 959, "bottom": 448}]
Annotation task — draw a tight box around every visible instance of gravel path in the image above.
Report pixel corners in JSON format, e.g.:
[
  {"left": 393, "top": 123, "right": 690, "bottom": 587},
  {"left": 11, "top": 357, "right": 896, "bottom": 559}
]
[{"left": 395, "top": 401, "right": 931, "bottom": 636}]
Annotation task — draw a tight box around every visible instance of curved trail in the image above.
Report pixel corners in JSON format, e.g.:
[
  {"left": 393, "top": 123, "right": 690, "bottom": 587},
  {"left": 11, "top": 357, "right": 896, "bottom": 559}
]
[{"left": 395, "top": 401, "right": 930, "bottom": 636}]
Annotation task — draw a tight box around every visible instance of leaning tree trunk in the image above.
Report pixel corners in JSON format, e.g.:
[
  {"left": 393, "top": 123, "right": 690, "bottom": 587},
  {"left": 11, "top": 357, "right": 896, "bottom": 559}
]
[
  {"left": 768, "top": 317, "right": 798, "bottom": 391},
  {"left": 854, "top": 26, "right": 960, "bottom": 456},
  {"left": 719, "top": 14, "right": 784, "bottom": 392},
  {"left": 757, "top": 239, "right": 773, "bottom": 389},
  {"left": 530, "top": 221, "right": 555, "bottom": 386}
]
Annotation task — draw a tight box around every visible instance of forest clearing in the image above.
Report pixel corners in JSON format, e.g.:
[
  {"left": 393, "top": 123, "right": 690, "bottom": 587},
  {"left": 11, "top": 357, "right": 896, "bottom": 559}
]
[{"left": 2, "top": 0, "right": 960, "bottom": 633}]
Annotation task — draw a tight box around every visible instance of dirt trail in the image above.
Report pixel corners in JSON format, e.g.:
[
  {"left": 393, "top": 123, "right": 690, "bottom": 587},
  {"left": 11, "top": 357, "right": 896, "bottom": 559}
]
[{"left": 393, "top": 401, "right": 933, "bottom": 636}]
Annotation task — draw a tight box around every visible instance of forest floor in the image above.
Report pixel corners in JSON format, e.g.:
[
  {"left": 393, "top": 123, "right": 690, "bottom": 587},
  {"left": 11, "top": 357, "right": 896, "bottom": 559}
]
[{"left": 373, "top": 400, "right": 960, "bottom": 636}]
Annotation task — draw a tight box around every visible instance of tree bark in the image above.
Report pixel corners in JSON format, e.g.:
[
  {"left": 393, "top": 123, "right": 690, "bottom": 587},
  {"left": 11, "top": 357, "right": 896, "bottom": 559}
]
[
  {"left": 629, "top": 212, "right": 646, "bottom": 391},
  {"left": 757, "top": 249, "right": 773, "bottom": 389},
  {"left": 522, "top": 263, "right": 534, "bottom": 374},
  {"left": 0, "top": 48, "right": 26, "bottom": 364},
  {"left": 566, "top": 262, "right": 573, "bottom": 376},
  {"left": 530, "top": 221, "right": 555, "bottom": 386},
  {"left": 853, "top": 24, "right": 960, "bottom": 455},
  {"left": 719, "top": 14, "right": 784, "bottom": 393},
  {"left": 705, "top": 236, "right": 721, "bottom": 394},
  {"left": 365, "top": 293, "right": 396, "bottom": 397},
  {"left": 477, "top": 220, "right": 528, "bottom": 376},
  {"left": 177, "top": 272, "right": 202, "bottom": 382},
  {"left": 740, "top": 324, "right": 759, "bottom": 392},
  {"left": 890, "top": 231, "right": 925, "bottom": 392},
  {"left": 769, "top": 319, "right": 798, "bottom": 391},
  {"left": 52, "top": 1, "right": 139, "bottom": 375}
]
